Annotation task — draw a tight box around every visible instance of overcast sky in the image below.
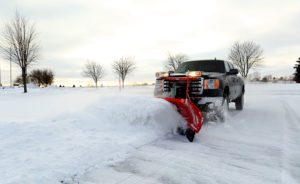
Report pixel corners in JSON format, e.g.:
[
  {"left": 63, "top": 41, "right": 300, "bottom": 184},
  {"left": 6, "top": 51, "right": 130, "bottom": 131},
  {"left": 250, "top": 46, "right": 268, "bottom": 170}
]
[{"left": 0, "top": 0, "right": 299, "bottom": 86}]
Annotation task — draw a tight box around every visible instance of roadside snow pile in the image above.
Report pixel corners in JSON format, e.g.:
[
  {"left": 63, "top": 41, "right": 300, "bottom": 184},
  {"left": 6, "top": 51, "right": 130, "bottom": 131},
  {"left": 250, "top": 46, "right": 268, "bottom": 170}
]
[
  {"left": 78, "top": 96, "right": 184, "bottom": 132},
  {"left": 0, "top": 88, "right": 184, "bottom": 184}
]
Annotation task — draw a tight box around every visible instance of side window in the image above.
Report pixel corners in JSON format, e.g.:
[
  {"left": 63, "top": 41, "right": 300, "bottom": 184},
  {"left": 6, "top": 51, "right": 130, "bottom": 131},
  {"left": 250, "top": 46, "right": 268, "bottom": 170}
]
[{"left": 224, "top": 62, "right": 230, "bottom": 72}]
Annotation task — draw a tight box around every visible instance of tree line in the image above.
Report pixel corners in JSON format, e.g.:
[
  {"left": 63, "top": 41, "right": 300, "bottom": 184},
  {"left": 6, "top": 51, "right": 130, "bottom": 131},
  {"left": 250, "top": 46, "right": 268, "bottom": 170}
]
[
  {"left": 294, "top": 58, "right": 300, "bottom": 83},
  {"left": 0, "top": 10, "right": 137, "bottom": 92},
  {"left": 247, "top": 72, "right": 295, "bottom": 83},
  {"left": 82, "top": 57, "right": 136, "bottom": 89},
  {"left": 0, "top": 10, "right": 298, "bottom": 93}
]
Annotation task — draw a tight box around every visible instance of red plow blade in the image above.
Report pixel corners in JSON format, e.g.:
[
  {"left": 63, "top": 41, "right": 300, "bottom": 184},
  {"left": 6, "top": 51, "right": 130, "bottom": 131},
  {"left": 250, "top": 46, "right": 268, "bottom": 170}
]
[{"left": 163, "top": 98, "right": 204, "bottom": 134}]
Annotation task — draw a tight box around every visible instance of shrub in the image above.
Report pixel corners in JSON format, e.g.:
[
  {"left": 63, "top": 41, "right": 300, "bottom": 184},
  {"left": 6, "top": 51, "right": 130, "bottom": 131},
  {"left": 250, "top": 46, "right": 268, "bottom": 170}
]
[{"left": 29, "top": 69, "right": 54, "bottom": 87}]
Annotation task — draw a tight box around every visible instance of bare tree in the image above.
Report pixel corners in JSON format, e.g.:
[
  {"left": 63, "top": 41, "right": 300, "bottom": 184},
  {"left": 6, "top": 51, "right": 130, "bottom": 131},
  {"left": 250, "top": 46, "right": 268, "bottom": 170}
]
[
  {"left": 0, "top": 10, "right": 39, "bottom": 93},
  {"left": 82, "top": 60, "right": 105, "bottom": 88},
  {"left": 112, "top": 57, "right": 136, "bottom": 88},
  {"left": 228, "top": 41, "right": 263, "bottom": 78},
  {"left": 164, "top": 53, "right": 188, "bottom": 71}
]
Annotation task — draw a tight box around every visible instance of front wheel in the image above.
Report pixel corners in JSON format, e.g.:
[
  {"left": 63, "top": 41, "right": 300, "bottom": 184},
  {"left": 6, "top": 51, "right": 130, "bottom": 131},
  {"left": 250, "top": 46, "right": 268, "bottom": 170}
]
[{"left": 235, "top": 94, "right": 244, "bottom": 110}]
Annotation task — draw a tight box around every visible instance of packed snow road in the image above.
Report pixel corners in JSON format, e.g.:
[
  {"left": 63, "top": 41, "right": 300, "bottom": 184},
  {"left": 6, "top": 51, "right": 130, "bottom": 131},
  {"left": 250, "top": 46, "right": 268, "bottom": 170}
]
[{"left": 0, "top": 83, "right": 299, "bottom": 184}]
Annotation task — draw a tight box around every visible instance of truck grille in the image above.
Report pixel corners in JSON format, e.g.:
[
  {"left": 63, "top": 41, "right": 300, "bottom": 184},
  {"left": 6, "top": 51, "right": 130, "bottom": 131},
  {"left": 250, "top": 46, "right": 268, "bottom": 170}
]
[
  {"left": 189, "top": 78, "right": 204, "bottom": 97},
  {"left": 163, "top": 78, "right": 203, "bottom": 98}
]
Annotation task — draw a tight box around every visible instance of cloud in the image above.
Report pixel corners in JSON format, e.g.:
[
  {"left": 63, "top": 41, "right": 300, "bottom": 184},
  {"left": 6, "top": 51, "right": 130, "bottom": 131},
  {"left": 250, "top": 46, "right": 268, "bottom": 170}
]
[{"left": 0, "top": 0, "right": 299, "bottom": 85}]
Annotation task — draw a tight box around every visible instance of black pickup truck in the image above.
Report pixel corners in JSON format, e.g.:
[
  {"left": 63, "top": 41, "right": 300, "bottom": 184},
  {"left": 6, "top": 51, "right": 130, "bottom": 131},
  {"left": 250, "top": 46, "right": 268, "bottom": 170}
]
[{"left": 154, "top": 59, "right": 245, "bottom": 121}]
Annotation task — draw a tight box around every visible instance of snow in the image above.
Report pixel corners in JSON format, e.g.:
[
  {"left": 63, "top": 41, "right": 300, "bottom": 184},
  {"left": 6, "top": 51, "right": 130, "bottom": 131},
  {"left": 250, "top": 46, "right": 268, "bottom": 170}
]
[{"left": 0, "top": 84, "right": 300, "bottom": 184}]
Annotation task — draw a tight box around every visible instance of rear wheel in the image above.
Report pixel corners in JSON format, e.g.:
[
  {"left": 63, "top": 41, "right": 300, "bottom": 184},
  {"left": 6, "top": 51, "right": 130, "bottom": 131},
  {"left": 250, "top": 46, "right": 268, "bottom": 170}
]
[{"left": 235, "top": 94, "right": 244, "bottom": 110}]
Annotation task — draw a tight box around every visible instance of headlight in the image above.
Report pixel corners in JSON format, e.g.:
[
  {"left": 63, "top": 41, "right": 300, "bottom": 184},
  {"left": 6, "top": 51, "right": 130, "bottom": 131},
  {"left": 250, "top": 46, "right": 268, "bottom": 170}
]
[
  {"left": 204, "top": 79, "right": 219, "bottom": 89},
  {"left": 155, "top": 72, "right": 169, "bottom": 78},
  {"left": 186, "top": 71, "right": 202, "bottom": 77}
]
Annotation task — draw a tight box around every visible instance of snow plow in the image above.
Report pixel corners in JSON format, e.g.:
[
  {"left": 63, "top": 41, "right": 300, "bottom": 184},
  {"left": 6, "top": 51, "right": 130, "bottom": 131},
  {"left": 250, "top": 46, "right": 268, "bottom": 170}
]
[
  {"left": 154, "top": 60, "right": 245, "bottom": 141},
  {"left": 154, "top": 71, "right": 204, "bottom": 142}
]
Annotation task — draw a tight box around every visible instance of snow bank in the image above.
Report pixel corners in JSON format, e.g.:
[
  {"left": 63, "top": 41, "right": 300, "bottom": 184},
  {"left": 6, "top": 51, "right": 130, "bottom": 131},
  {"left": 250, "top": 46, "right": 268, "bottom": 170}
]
[{"left": 0, "top": 87, "right": 184, "bottom": 184}]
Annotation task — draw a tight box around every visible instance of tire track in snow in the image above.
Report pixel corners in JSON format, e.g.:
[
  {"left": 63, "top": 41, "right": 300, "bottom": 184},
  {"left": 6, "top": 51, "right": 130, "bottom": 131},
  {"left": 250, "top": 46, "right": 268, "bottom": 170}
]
[
  {"left": 281, "top": 100, "right": 300, "bottom": 184},
  {"left": 73, "top": 135, "right": 174, "bottom": 184}
]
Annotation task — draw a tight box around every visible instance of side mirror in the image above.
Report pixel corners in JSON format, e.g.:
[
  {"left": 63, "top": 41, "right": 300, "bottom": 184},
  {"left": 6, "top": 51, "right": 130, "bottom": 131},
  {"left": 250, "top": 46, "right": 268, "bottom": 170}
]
[{"left": 227, "top": 69, "right": 238, "bottom": 75}]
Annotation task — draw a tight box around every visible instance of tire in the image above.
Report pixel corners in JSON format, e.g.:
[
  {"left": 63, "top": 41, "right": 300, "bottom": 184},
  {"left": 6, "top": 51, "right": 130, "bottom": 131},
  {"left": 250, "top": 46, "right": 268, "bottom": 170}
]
[
  {"left": 185, "top": 128, "right": 195, "bottom": 142},
  {"left": 235, "top": 93, "right": 244, "bottom": 110}
]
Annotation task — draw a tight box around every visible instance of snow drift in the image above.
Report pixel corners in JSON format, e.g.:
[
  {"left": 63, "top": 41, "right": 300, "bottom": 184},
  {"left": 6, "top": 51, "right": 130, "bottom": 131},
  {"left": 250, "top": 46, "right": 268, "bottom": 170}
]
[{"left": 0, "top": 88, "right": 184, "bottom": 184}]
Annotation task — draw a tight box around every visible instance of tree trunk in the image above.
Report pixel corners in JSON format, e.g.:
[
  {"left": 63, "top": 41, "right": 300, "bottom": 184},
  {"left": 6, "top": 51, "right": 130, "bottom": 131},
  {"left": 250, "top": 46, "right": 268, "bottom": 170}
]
[
  {"left": 119, "top": 76, "right": 121, "bottom": 90},
  {"left": 122, "top": 79, "right": 125, "bottom": 88},
  {"left": 22, "top": 67, "right": 27, "bottom": 93},
  {"left": 95, "top": 80, "right": 98, "bottom": 88}
]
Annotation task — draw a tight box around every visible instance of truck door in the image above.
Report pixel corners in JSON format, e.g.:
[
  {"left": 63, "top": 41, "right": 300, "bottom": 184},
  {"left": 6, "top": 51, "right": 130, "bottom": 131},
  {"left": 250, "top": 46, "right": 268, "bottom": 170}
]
[
  {"left": 225, "top": 62, "right": 236, "bottom": 100},
  {"left": 228, "top": 62, "right": 240, "bottom": 99}
]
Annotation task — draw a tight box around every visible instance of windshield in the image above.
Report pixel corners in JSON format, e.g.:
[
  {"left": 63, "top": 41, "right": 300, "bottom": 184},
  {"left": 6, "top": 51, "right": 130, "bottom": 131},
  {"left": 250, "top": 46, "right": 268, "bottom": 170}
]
[{"left": 176, "top": 60, "right": 225, "bottom": 73}]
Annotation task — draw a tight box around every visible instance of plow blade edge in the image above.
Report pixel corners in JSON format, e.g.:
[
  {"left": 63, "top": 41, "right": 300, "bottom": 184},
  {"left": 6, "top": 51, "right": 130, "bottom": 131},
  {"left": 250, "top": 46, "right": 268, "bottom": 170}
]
[{"left": 163, "top": 98, "right": 204, "bottom": 134}]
